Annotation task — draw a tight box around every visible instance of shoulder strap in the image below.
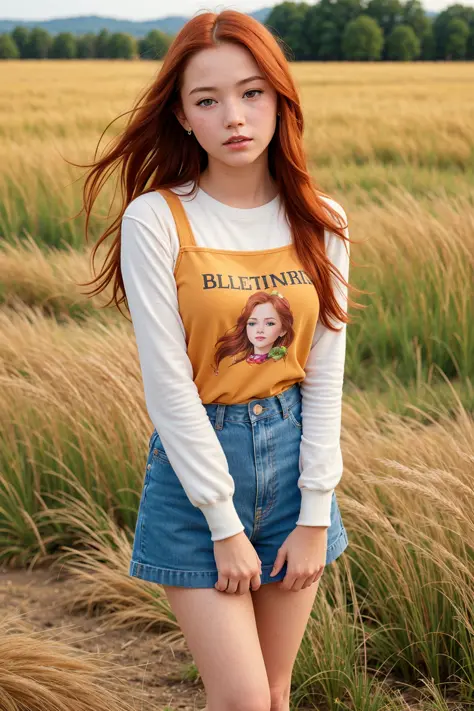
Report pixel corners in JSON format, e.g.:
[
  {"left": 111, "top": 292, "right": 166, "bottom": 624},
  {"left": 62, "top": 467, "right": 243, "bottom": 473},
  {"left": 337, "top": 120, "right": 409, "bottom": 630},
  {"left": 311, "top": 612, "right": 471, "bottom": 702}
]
[{"left": 157, "top": 188, "right": 196, "bottom": 248}]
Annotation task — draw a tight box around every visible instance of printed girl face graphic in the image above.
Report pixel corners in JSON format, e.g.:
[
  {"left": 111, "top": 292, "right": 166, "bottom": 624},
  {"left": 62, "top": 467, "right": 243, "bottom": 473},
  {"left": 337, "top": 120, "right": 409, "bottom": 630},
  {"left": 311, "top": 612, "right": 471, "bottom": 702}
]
[
  {"left": 212, "top": 290, "right": 295, "bottom": 373},
  {"left": 246, "top": 302, "right": 287, "bottom": 354}
]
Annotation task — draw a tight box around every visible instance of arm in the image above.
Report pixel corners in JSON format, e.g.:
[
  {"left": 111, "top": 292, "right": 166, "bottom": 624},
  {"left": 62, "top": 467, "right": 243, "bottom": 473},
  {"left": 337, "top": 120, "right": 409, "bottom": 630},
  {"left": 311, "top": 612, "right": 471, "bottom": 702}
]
[
  {"left": 296, "top": 202, "right": 350, "bottom": 528},
  {"left": 120, "top": 197, "right": 245, "bottom": 542}
]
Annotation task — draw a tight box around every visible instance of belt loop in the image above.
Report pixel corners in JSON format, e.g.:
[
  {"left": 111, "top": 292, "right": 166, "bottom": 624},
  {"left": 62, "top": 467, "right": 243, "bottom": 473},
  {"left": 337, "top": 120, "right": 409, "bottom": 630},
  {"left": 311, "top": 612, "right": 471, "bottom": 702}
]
[
  {"left": 276, "top": 390, "right": 289, "bottom": 419},
  {"left": 214, "top": 404, "right": 226, "bottom": 430}
]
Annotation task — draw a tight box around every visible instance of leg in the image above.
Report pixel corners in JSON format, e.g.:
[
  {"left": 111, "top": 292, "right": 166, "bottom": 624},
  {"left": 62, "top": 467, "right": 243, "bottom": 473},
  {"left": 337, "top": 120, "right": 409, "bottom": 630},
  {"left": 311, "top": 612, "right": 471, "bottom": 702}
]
[
  {"left": 163, "top": 585, "right": 271, "bottom": 711},
  {"left": 250, "top": 579, "right": 321, "bottom": 711}
]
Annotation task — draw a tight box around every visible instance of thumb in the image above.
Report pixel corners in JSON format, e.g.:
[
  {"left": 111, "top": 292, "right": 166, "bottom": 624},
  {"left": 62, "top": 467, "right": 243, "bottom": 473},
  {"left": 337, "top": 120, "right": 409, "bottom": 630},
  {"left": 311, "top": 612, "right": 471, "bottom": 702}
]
[{"left": 270, "top": 547, "right": 286, "bottom": 577}]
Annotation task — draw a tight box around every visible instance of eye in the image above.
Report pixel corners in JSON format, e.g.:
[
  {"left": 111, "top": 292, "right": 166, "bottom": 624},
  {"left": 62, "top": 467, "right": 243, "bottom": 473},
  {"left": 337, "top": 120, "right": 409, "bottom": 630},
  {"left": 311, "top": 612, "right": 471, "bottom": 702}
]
[
  {"left": 266, "top": 321, "right": 276, "bottom": 326},
  {"left": 196, "top": 98, "right": 215, "bottom": 107},
  {"left": 244, "top": 89, "right": 264, "bottom": 99},
  {"left": 247, "top": 321, "right": 257, "bottom": 327},
  {"left": 196, "top": 89, "right": 263, "bottom": 108}
]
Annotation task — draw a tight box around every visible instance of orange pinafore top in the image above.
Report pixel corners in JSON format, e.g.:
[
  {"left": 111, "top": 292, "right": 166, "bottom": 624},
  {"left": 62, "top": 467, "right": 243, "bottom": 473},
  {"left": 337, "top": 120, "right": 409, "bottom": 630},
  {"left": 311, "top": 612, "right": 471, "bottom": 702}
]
[{"left": 158, "top": 189, "right": 320, "bottom": 405}]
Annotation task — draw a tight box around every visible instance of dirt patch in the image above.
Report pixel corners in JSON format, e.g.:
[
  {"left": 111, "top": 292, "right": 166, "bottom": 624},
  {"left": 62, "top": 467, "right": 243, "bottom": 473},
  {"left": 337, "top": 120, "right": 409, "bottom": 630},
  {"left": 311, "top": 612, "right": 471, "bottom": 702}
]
[{"left": 0, "top": 564, "right": 206, "bottom": 711}]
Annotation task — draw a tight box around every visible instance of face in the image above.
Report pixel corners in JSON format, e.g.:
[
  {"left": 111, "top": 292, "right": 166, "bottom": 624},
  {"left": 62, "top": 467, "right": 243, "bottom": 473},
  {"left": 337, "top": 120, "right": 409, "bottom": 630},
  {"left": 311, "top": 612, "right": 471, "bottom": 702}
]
[
  {"left": 175, "top": 42, "right": 278, "bottom": 168},
  {"left": 246, "top": 303, "right": 286, "bottom": 354}
]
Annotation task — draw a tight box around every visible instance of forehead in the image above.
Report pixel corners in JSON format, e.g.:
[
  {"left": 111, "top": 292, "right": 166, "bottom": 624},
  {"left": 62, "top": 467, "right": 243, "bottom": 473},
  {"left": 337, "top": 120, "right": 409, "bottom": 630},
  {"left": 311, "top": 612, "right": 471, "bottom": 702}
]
[
  {"left": 250, "top": 302, "right": 278, "bottom": 317},
  {"left": 181, "top": 43, "right": 261, "bottom": 90}
]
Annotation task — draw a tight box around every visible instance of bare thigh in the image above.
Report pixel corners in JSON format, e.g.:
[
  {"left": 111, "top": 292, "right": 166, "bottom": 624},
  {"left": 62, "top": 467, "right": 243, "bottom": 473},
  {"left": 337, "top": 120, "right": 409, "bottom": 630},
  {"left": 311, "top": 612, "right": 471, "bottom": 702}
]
[
  {"left": 163, "top": 585, "right": 271, "bottom": 710},
  {"left": 250, "top": 579, "right": 321, "bottom": 701}
]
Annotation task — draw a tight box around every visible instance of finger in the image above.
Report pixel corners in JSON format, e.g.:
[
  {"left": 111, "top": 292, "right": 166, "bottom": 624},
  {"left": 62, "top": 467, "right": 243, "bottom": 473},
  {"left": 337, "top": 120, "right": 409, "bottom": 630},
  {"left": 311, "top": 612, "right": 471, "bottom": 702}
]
[
  {"left": 226, "top": 578, "right": 239, "bottom": 594},
  {"left": 291, "top": 575, "right": 308, "bottom": 592},
  {"left": 279, "top": 572, "right": 298, "bottom": 592},
  {"left": 270, "top": 548, "right": 286, "bottom": 577},
  {"left": 301, "top": 573, "right": 317, "bottom": 589},
  {"left": 314, "top": 566, "right": 324, "bottom": 583},
  {"left": 238, "top": 578, "right": 251, "bottom": 595},
  {"left": 215, "top": 575, "right": 229, "bottom": 593},
  {"left": 250, "top": 572, "right": 262, "bottom": 591}
]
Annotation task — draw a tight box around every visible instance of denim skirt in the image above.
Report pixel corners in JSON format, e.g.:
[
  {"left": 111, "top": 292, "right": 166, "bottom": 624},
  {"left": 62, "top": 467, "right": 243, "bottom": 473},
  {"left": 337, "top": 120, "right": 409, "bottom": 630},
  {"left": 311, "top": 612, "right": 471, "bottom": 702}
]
[{"left": 129, "top": 382, "right": 349, "bottom": 588}]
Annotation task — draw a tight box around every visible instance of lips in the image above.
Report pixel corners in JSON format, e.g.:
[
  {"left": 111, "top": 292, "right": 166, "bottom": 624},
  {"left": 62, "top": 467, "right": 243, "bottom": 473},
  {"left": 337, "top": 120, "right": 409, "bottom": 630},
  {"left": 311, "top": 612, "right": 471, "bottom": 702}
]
[{"left": 224, "top": 136, "right": 252, "bottom": 144}]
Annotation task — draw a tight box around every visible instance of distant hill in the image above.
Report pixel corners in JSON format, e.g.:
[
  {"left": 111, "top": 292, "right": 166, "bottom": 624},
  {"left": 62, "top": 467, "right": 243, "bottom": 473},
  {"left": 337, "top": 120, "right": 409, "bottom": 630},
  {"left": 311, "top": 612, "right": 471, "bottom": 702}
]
[{"left": 0, "top": 8, "right": 274, "bottom": 37}]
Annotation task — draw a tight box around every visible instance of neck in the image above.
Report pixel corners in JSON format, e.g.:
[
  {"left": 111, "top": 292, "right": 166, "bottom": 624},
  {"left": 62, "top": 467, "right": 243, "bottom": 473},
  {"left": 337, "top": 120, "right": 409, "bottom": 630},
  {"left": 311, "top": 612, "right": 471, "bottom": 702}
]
[{"left": 199, "top": 155, "right": 278, "bottom": 209}]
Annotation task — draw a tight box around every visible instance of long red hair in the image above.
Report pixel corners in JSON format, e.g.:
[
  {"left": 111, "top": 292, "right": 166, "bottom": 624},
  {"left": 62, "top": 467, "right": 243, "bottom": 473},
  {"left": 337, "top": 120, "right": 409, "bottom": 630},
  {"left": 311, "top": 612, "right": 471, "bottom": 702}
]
[
  {"left": 214, "top": 291, "right": 295, "bottom": 370},
  {"left": 74, "top": 10, "right": 362, "bottom": 329}
]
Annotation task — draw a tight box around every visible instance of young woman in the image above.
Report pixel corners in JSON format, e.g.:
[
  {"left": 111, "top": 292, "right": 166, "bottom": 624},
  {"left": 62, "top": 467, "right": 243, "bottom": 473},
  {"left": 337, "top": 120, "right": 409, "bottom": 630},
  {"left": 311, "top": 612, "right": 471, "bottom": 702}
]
[{"left": 79, "top": 9, "right": 356, "bottom": 710}]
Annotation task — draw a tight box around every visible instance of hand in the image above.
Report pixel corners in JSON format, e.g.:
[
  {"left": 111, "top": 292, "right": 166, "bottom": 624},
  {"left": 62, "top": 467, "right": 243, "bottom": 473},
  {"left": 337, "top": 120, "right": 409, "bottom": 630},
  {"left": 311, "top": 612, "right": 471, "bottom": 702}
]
[
  {"left": 270, "top": 526, "right": 328, "bottom": 592},
  {"left": 213, "top": 531, "right": 262, "bottom": 594}
]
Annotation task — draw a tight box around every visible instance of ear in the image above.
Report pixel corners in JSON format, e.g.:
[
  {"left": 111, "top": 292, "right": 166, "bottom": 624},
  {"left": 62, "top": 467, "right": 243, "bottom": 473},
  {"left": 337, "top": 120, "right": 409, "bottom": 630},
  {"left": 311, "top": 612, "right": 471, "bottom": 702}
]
[{"left": 173, "top": 106, "right": 188, "bottom": 131}]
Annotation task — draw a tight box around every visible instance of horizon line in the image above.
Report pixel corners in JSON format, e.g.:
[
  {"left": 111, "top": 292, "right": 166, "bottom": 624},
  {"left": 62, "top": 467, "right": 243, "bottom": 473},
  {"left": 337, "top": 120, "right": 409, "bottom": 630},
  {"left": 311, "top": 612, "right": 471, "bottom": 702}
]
[{"left": 0, "top": 4, "right": 444, "bottom": 23}]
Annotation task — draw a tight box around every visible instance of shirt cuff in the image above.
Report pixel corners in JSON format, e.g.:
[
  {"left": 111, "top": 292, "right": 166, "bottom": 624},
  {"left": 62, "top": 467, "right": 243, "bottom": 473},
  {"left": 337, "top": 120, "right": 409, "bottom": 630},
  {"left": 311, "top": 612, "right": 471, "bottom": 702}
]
[
  {"left": 296, "top": 488, "right": 334, "bottom": 528},
  {"left": 198, "top": 497, "right": 246, "bottom": 542}
]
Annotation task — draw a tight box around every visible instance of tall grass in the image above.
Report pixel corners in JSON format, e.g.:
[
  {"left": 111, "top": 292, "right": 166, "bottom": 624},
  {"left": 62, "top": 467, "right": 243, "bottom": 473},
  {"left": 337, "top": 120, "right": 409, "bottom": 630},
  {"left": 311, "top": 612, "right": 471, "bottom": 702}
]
[
  {"left": 1, "top": 184, "right": 473, "bottom": 386},
  {"left": 18, "top": 387, "right": 472, "bottom": 708},
  {"left": 1, "top": 61, "right": 473, "bottom": 250},
  {"left": 0, "top": 615, "right": 157, "bottom": 711},
  {"left": 0, "top": 300, "right": 472, "bottom": 704},
  {"left": 345, "top": 188, "right": 474, "bottom": 383},
  {"left": 1, "top": 60, "right": 473, "bottom": 710}
]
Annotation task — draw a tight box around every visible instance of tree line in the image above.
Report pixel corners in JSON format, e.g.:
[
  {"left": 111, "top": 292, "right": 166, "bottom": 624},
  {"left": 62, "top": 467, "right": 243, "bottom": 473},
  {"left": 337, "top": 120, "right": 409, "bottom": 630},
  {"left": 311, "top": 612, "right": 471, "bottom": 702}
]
[
  {"left": 0, "top": 0, "right": 473, "bottom": 61},
  {"left": 0, "top": 26, "right": 172, "bottom": 59},
  {"left": 266, "top": 0, "right": 474, "bottom": 60}
]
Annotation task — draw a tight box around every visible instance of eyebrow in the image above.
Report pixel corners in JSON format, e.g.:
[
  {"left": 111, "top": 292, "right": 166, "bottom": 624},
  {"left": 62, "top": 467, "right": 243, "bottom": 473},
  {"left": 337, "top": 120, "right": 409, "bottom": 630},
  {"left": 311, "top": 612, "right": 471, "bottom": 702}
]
[{"left": 188, "top": 75, "right": 266, "bottom": 96}]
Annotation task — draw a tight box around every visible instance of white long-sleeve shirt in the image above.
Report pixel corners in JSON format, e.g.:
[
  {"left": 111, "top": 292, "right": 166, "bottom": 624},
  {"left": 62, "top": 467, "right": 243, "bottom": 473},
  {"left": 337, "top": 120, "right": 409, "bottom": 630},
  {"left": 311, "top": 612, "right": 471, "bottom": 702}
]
[{"left": 120, "top": 181, "right": 350, "bottom": 541}]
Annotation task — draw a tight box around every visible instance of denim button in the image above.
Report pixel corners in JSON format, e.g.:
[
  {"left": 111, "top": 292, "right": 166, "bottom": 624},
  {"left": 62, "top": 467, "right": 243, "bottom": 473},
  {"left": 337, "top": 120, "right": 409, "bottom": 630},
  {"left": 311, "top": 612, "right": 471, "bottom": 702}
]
[{"left": 253, "top": 404, "right": 263, "bottom": 415}]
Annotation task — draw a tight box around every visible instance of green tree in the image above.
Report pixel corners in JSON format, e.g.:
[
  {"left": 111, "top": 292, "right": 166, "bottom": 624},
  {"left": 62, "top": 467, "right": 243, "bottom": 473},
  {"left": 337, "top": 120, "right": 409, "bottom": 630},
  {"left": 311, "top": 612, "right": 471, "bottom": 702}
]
[
  {"left": 386, "top": 23, "right": 421, "bottom": 59},
  {"left": 11, "top": 26, "right": 29, "bottom": 57},
  {"left": 445, "top": 17, "right": 470, "bottom": 58},
  {"left": 317, "top": 20, "right": 341, "bottom": 59},
  {"left": 265, "top": 2, "right": 311, "bottom": 60},
  {"left": 108, "top": 32, "right": 136, "bottom": 59},
  {"left": 50, "top": 32, "right": 77, "bottom": 59},
  {"left": 0, "top": 33, "right": 20, "bottom": 59},
  {"left": 402, "top": 0, "right": 429, "bottom": 37},
  {"left": 96, "top": 28, "right": 110, "bottom": 58},
  {"left": 342, "top": 14, "right": 384, "bottom": 60},
  {"left": 365, "top": 0, "right": 404, "bottom": 58},
  {"left": 77, "top": 33, "right": 97, "bottom": 58},
  {"left": 26, "top": 27, "right": 52, "bottom": 58},
  {"left": 468, "top": 26, "right": 474, "bottom": 58},
  {"left": 420, "top": 23, "right": 436, "bottom": 59},
  {"left": 365, "top": 0, "right": 404, "bottom": 36},
  {"left": 433, "top": 4, "right": 474, "bottom": 59},
  {"left": 139, "top": 29, "right": 172, "bottom": 59},
  {"left": 306, "top": 0, "right": 364, "bottom": 60}
]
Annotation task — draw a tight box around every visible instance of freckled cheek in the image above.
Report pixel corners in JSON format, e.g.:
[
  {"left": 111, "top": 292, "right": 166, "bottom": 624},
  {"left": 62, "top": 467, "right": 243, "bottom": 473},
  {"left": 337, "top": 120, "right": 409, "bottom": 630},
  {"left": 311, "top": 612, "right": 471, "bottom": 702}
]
[
  {"left": 256, "top": 97, "right": 278, "bottom": 122},
  {"left": 189, "top": 113, "right": 218, "bottom": 141}
]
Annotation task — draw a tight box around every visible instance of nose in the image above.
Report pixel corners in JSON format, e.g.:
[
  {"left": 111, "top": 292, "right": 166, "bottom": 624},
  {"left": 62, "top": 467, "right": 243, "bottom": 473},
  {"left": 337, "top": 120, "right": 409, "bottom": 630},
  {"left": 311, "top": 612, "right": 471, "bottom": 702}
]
[{"left": 223, "top": 100, "right": 245, "bottom": 128}]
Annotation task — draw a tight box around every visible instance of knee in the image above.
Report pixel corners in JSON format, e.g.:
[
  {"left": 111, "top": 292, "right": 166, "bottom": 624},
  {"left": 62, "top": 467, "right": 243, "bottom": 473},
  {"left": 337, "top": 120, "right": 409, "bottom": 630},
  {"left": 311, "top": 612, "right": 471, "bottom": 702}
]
[
  {"left": 269, "top": 683, "right": 291, "bottom": 711},
  {"left": 209, "top": 690, "right": 271, "bottom": 711},
  {"left": 241, "top": 698, "right": 271, "bottom": 711}
]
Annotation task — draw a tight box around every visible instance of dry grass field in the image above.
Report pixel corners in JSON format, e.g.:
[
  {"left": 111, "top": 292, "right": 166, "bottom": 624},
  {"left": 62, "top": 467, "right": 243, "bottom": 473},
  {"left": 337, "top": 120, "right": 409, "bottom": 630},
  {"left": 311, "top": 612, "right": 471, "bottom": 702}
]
[{"left": 0, "top": 60, "right": 473, "bottom": 711}]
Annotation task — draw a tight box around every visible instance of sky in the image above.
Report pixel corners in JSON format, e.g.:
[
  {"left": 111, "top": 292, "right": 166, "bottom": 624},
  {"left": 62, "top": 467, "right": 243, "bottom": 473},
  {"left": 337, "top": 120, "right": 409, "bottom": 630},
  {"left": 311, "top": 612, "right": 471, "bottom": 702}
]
[{"left": 0, "top": 0, "right": 471, "bottom": 19}]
